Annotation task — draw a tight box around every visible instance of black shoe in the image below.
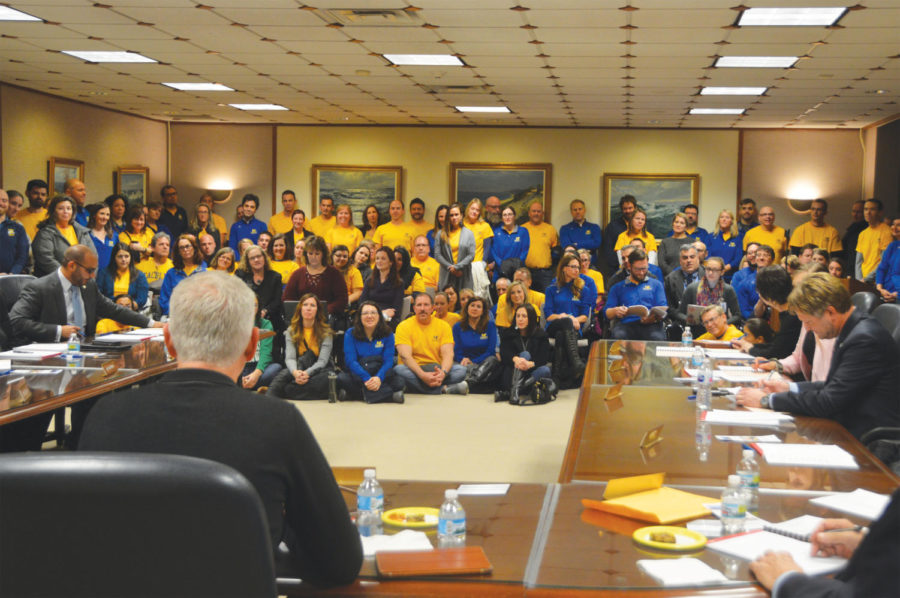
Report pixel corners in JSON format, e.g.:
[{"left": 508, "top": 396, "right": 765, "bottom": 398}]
[
  {"left": 391, "top": 391, "right": 405, "bottom": 404},
  {"left": 337, "top": 389, "right": 348, "bottom": 402},
  {"left": 494, "top": 391, "right": 509, "bottom": 403}
]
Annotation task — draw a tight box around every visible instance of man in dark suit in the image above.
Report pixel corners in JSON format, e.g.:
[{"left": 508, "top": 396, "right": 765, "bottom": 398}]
[
  {"left": 664, "top": 243, "right": 704, "bottom": 327},
  {"left": 4, "top": 245, "right": 156, "bottom": 452},
  {"left": 79, "top": 272, "right": 362, "bottom": 587},
  {"left": 737, "top": 272, "right": 900, "bottom": 440}
]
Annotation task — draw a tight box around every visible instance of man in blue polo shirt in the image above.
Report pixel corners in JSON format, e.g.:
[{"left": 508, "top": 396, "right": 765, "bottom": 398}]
[
  {"left": 229, "top": 194, "right": 267, "bottom": 254},
  {"left": 605, "top": 248, "right": 668, "bottom": 340},
  {"left": 559, "top": 199, "right": 602, "bottom": 266},
  {"left": 0, "top": 188, "right": 29, "bottom": 274}
]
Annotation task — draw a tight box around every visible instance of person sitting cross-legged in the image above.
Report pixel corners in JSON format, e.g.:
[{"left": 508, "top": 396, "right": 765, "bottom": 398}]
[
  {"left": 496, "top": 304, "right": 552, "bottom": 404},
  {"left": 337, "top": 301, "right": 405, "bottom": 404}
]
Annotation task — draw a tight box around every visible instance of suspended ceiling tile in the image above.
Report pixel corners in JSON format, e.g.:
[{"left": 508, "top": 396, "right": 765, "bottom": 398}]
[
  {"left": 538, "top": 29, "right": 624, "bottom": 43},
  {"left": 525, "top": 10, "right": 624, "bottom": 28},
  {"left": 631, "top": 9, "right": 735, "bottom": 28},
  {"left": 213, "top": 9, "right": 325, "bottom": 27},
  {"left": 539, "top": 43, "right": 624, "bottom": 57},
  {"left": 631, "top": 28, "right": 725, "bottom": 44}
]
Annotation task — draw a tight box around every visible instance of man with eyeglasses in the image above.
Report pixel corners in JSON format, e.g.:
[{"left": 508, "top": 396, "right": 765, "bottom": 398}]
[
  {"left": 696, "top": 305, "right": 742, "bottom": 342},
  {"left": 605, "top": 248, "right": 668, "bottom": 341}
]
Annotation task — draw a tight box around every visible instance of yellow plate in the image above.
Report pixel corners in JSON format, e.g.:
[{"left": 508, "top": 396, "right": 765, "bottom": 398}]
[
  {"left": 632, "top": 526, "right": 707, "bottom": 551},
  {"left": 382, "top": 507, "right": 440, "bottom": 528}
]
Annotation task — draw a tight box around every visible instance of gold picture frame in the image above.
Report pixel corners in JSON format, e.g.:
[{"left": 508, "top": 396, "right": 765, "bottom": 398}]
[
  {"left": 602, "top": 173, "right": 700, "bottom": 236},
  {"left": 450, "top": 162, "right": 552, "bottom": 225},
  {"left": 115, "top": 165, "right": 150, "bottom": 205},
  {"left": 311, "top": 164, "right": 403, "bottom": 221},
  {"left": 48, "top": 157, "right": 84, "bottom": 196}
]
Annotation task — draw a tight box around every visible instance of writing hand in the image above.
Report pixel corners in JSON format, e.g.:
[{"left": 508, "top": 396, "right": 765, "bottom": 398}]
[
  {"left": 759, "top": 378, "right": 789, "bottom": 394},
  {"left": 810, "top": 519, "right": 862, "bottom": 559}
]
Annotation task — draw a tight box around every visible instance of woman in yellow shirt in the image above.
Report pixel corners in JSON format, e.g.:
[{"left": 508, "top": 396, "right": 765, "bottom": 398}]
[
  {"left": 614, "top": 207, "right": 658, "bottom": 264},
  {"left": 268, "top": 234, "right": 299, "bottom": 284},
  {"left": 359, "top": 204, "right": 383, "bottom": 241},
  {"left": 267, "top": 292, "right": 335, "bottom": 401},
  {"left": 433, "top": 291, "right": 461, "bottom": 327},
  {"left": 97, "top": 242, "right": 149, "bottom": 307},
  {"left": 495, "top": 281, "right": 540, "bottom": 328},
  {"left": 31, "top": 195, "right": 93, "bottom": 277},
  {"left": 119, "top": 205, "right": 155, "bottom": 263},
  {"left": 332, "top": 244, "right": 364, "bottom": 305},
  {"left": 187, "top": 202, "right": 222, "bottom": 250},
  {"left": 96, "top": 295, "right": 139, "bottom": 335},
  {"left": 463, "top": 198, "right": 494, "bottom": 263},
  {"left": 577, "top": 249, "right": 604, "bottom": 301},
  {"left": 326, "top": 204, "right": 363, "bottom": 254}
]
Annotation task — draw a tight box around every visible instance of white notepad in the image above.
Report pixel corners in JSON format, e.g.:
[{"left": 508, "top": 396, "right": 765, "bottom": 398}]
[
  {"left": 756, "top": 443, "right": 858, "bottom": 470},
  {"left": 655, "top": 346, "right": 695, "bottom": 358},
  {"left": 637, "top": 558, "right": 729, "bottom": 587},
  {"left": 702, "top": 410, "right": 793, "bottom": 427},
  {"left": 707, "top": 530, "right": 847, "bottom": 576},
  {"left": 764, "top": 515, "right": 825, "bottom": 542},
  {"left": 704, "top": 349, "right": 755, "bottom": 361},
  {"left": 810, "top": 489, "right": 890, "bottom": 521}
]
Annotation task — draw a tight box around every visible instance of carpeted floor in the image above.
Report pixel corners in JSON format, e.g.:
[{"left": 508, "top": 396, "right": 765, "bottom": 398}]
[{"left": 291, "top": 388, "right": 580, "bottom": 484}]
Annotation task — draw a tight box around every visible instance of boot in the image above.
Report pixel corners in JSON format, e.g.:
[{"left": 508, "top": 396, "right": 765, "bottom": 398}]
[
  {"left": 494, "top": 391, "right": 509, "bottom": 403},
  {"left": 509, "top": 368, "right": 526, "bottom": 405},
  {"left": 561, "top": 328, "right": 586, "bottom": 380}
]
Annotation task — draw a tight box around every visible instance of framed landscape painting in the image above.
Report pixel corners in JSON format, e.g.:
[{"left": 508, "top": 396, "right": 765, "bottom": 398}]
[
  {"left": 450, "top": 163, "right": 552, "bottom": 225},
  {"left": 602, "top": 173, "right": 699, "bottom": 237},
  {"left": 311, "top": 164, "right": 403, "bottom": 221},
  {"left": 116, "top": 166, "right": 149, "bottom": 205},
  {"left": 48, "top": 157, "right": 84, "bottom": 195}
]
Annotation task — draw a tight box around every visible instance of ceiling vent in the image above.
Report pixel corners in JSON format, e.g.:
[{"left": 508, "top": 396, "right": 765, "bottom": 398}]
[{"left": 318, "top": 8, "right": 423, "bottom": 27}]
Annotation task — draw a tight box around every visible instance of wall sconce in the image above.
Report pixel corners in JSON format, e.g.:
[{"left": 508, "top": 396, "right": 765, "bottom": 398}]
[
  {"left": 206, "top": 189, "right": 232, "bottom": 204},
  {"left": 785, "top": 182, "right": 819, "bottom": 215}
]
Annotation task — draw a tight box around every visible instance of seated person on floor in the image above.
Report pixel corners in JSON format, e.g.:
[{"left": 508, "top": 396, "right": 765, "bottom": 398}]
[
  {"left": 267, "top": 293, "right": 335, "bottom": 401},
  {"left": 496, "top": 304, "right": 553, "bottom": 405},
  {"left": 337, "top": 300, "right": 405, "bottom": 404},
  {"left": 453, "top": 295, "right": 500, "bottom": 393}
]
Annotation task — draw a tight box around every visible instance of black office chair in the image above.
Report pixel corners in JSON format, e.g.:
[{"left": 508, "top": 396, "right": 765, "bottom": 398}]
[
  {"left": 863, "top": 303, "right": 900, "bottom": 473},
  {"left": 0, "top": 274, "right": 36, "bottom": 347},
  {"left": 0, "top": 452, "right": 277, "bottom": 598},
  {"left": 850, "top": 291, "right": 880, "bottom": 316},
  {"left": 872, "top": 303, "right": 900, "bottom": 354}
]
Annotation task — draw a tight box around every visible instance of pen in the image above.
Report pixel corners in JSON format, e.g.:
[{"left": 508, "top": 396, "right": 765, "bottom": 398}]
[{"left": 819, "top": 526, "right": 866, "bottom": 534}]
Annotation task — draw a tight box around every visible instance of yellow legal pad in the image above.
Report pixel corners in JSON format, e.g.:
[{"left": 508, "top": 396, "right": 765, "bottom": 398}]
[{"left": 581, "top": 473, "right": 714, "bottom": 524}]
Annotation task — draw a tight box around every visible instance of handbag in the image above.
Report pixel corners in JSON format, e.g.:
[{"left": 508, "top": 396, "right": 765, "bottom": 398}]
[{"left": 517, "top": 378, "right": 557, "bottom": 406}]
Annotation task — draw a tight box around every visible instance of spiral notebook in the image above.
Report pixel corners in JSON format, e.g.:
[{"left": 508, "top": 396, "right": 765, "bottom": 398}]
[
  {"left": 707, "top": 530, "right": 846, "bottom": 576},
  {"left": 763, "top": 515, "right": 824, "bottom": 542}
]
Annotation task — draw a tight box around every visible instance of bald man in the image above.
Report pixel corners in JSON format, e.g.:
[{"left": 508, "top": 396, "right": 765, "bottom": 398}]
[{"left": 65, "top": 178, "right": 89, "bottom": 226}]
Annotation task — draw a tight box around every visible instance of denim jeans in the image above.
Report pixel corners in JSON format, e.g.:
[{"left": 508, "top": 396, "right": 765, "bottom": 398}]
[{"left": 392, "top": 363, "right": 467, "bottom": 394}]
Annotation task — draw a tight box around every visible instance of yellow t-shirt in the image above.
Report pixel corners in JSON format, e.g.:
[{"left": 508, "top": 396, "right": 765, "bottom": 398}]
[
  {"left": 406, "top": 219, "right": 432, "bottom": 243},
  {"left": 495, "top": 293, "right": 544, "bottom": 328},
  {"left": 435, "top": 311, "right": 461, "bottom": 327},
  {"left": 405, "top": 272, "right": 425, "bottom": 296},
  {"left": 183, "top": 264, "right": 198, "bottom": 277},
  {"left": 119, "top": 229, "right": 155, "bottom": 261},
  {"left": 300, "top": 326, "right": 320, "bottom": 357},
  {"left": 446, "top": 228, "right": 461, "bottom": 263},
  {"left": 583, "top": 268, "right": 605, "bottom": 295},
  {"left": 789, "top": 222, "right": 842, "bottom": 254},
  {"left": 114, "top": 271, "right": 130, "bottom": 298},
  {"left": 743, "top": 225, "right": 788, "bottom": 262},
  {"left": 16, "top": 208, "right": 46, "bottom": 240},
  {"left": 57, "top": 224, "right": 78, "bottom": 246},
  {"left": 411, "top": 256, "right": 440, "bottom": 289},
  {"left": 211, "top": 213, "right": 228, "bottom": 242},
  {"left": 95, "top": 319, "right": 131, "bottom": 335},
  {"left": 522, "top": 221, "right": 559, "bottom": 269},
  {"left": 137, "top": 258, "right": 173, "bottom": 284},
  {"left": 614, "top": 230, "right": 658, "bottom": 252},
  {"left": 697, "top": 324, "right": 743, "bottom": 342},
  {"left": 395, "top": 316, "right": 453, "bottom": 366},
  {"left": 464, "top": 220, "right": 494, "bottom": 262},
  {"left": 373, "top": 221, "right": 413, "bottom": 252},
  {"left": 857, "top": 222, "right": 892, "bottom": 278},
  {"left": 307, "top": 215, "right": 336, "bottom": 239},
  {"left": 271, "top": 259, "right": 300, "bottom": 285},
  {"left": 343, "top": 266, "right": 364, "bottom": 296},
  {"left": 325, "top": 225, "right": 363, "bottom": 254},
  {"left": 268, "top": 211, "right": 293, "bottom": 235}
]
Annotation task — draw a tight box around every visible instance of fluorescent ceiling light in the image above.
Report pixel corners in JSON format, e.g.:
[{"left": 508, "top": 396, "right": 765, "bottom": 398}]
[
  {"left": 701, "top": 87, "right": 767, "bottom": 96},
  {"left": 738, "top": 7, "right": 846, "bottom": 27},
  {"left": 690, "top": 108, "right": 745, "bottom": 115},
  {"left": 0, "top": 7, "right": 41, "bottom": 21},
  {"left": 229, "top": 104, "right": 288, "bottom": 111},
  {"left": 715, "top": 56, "right": 797, "bottom": 68},
  {"left": 163, "top": 82, "right": 234, "bottom": 91},
  {"left": 456, "top": 106, "right": 510, "bottom": 113},
  {"left": 384, "top": 54, "right": 463, "bottom": 66},
  {"left": 62, "top": 51, "right": 156, "bottom": 63}
]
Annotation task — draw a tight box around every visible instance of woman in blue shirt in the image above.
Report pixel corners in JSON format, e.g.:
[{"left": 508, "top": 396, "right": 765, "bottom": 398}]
[
  {"left": 490, "top": 206, "right": 530, "bottom": 282},
  {"left": 159, "top": 234, "right": 207, "bottom": 315},
  {"left": 707, "top": 209, "right": 743, "bottom": 282},
  {"left": 337, "top": 301, "right": 405, "bottom": 403},
  {"left": 452, "top": 295, "right": 499, "bottom": 392},
  {"left": 544, "top": 254, "right": 597, "bottom": 380},
  {"left": 87, "top": 203, "right": 116, "bottom": 270},
  {"left": 876, "top": 217, "right": 900, "bottom": 302}
]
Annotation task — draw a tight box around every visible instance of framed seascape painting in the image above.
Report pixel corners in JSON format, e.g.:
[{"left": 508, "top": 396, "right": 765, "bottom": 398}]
[
  {"left": 450, "top": 163, "right": 552, "bottom": 225},
  {"left": 602, "top": 173, "right": 700, "bottom": 237},
  {"left": 311, "top": 164, "right": 403, "bottom": 221},
  {"left": 116, "top": 166, "right": 150, "bottom": 205},
  {"left": 48, "top": 157, "right": 84, "bottom": 195}
]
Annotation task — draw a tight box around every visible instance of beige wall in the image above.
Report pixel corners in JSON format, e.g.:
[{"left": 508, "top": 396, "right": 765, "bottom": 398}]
[
  {"left": 740, "top": 130, "right": 864, "bottom": 233},
  {"left": 275, "top": 126, "right": 740, "bottom": 232},
  {"left": 0, "top": 84, "right": 167, "bottom": 203}
]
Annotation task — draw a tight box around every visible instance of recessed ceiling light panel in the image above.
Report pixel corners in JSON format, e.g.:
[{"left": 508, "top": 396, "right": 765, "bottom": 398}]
[
  {"left": 163, "top": 82, "right": 234, "bottom": 91},
  {"left": 0, "top": 7, "right": 42, "bottom": 21},
  {"left": 715, "top": 56, "right": 798, "bottom": 68},
  {"left": 384, "top": 54, "right": 463, "bottom": 66},
  {"left": 62, "top": 51, "right": 156, "bottom": 63},
  {"left": 229, "top": 104, "right": 288, "bottom": 111},
  {"left": 690, "top": 108, "right": 745, "bottom": 115},
  {"left": 737, "top": 7, "right": 846, "bottom": 27},
  {"left": 456, "top": 106, "right": 511, "bottom": 113},
  {"left": 701, "top": 87, "right": 768, "bottom": 96}
]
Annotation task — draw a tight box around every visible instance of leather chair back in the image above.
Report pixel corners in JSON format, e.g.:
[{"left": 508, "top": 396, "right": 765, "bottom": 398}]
[
  {"left": 851, "top": 291, "right": 880, "bottom": 315},
  {"left": 0, "top": 452, "right": 277, "bottom": 598},
  {"left": 872, "top": 303, "right": 900, "bottom": 355},
  {"left": 0, "top": 274, "right": 36, "bottom": 347}
]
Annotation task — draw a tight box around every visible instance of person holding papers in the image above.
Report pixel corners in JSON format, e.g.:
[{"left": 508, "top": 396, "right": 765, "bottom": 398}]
[
  {"left": 605, "top": 248, "right": 667, "bottom": 341},
  {"left": 750, "top": 488, "right": 899, "bottom": 597},
  {"left": 736, "top": 273, "right": 899, "bottom": 440}
]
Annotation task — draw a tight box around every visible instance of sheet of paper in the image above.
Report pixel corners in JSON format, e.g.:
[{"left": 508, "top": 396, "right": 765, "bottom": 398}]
[
  {"left": 360, "top": 529, "right": 434, "bottom": 558},
  {"left": 457, "top": 483, "right": 510, "bottom": 496},
  {"left": 636, "top": 558, "right": 729, "bottom": 587},
  {"left": 707, "top": 530, "right": 847, "bottom": 576},
  {"left": 0, "top": 359, "right": 10, "bottom": 371},
  {"left": 121, "top": 328, "right": 165, "bottom": 337},
  {"left": 756, "top": 443, "right": 858, "bottom": 470},
  {"left": 684, "top": 368, "right": 726, "bottom": 380},
  {"left": 715, "top": 434, "right": 782, "bottom": 443},
  {"left": 810, "top": 489, "right": 891, "bottom": 521},
  {"left": 718, "top": 371, "right": 772, "bottom": 384},
  {"left": 703, "top": 349, "right": 755, "bottom": 361},
  {"left": 92, "top": 334, "right": 146, "bottom": 343},
  {"left": 13, "top": 343, "right": 68, "bottom": 352},
  {"left": 702, "top": 409, "right": 793, "bottom": 427},
  {"left": 715, "top": 365, "right": 755, "bottom": 372},
  {"left": 0, "top": 350, "right": 60, "bottom": 360},
  {"left": 655, "top": 346, "right": 694, "bottom": 358}
]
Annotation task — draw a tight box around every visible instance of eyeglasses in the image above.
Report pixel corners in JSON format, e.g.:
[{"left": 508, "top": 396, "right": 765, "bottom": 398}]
[
  {"left": 565, "top": 263, "right": 580, "bottom": 269},
  {"left": 73, "top": 261, "right": 96, "bottom": 274}
]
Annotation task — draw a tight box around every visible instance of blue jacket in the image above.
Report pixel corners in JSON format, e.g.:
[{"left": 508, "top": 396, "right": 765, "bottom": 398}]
[
  {"left": 735, "top": 269, "right": 759, "bottom": 319},
  {"left": 452, "top": 320, "right": 498, "bottom": 364},
  {"left": 159, "top": 262, "right": 207, "bottom": 315},
  {"left": 90, "top": 232, "right": 117, "bottom": 271},
  {"left": 96, "top": 268, "right": 149, "bottom": 306},
  {"left": 0, "top": 218, "right": 29, "bottom": 274},
  {"left": 343, "top": 331, "right": 395, "bottom": 382},
  {"left": 606, "top": 276, "right": 667, "bottom": 324},
  {"left": 707, "top": 231, "right": 744, "bottom": 280},
  {"left": 559, "top": 220, "right": 602, "bottom": 254},
  {"left": 229, "top": 218, "right": 267, "bottom": 253},
  {"left": 490, "top": 225, "right": 529, "bottom": 266},
  {"left": 876, "top": 240, "right": 900, "bottom": 293},
  {"left": 544, "top": 275, "right": 598, "bottom": 324}
]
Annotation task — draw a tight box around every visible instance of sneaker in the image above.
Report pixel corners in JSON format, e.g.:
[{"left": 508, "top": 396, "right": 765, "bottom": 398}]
[
  {"left": 442, "top": 381, "right": 468, "bottom": 395},
  {"left": 391, "top": 390, "right": 405, "bottom": 404}
]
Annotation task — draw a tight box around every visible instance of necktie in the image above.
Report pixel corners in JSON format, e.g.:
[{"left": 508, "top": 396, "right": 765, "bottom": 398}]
[{"left": 71, "top": 286, "right": 85, "bottom": 329}]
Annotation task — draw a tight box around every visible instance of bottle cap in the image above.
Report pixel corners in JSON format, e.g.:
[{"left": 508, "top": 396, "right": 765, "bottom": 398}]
[
  {"left": 364, "top": 468, "right": 376, "bottom": 478},
  {"left": 728, "top": 474, "right": 740, "bottom": 486},
  {"left": 444, "top": 489, "right": 458, "bottom": 499}
]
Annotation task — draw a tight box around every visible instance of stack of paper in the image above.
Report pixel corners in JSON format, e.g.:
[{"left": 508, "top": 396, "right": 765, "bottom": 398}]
[
  {"left": 637, "top": 558, "right": 728, "bottom": 587},
  {"left": 0, "top": 349, "right": 63, "bottom": 361},
  {"left": 754, "top": 443, "right": 859, "bottom": 470},
  {"left": 810, "top": 489, "right": 890, "bottom": 520},
  {"left": 360, "top": 529, "right": 433, "bottom": 558},
  {"left": 704, "top": 349, "right": 754, "bottom": 361},
  {"left": 707, "top": 530, "right": 847, "bottom": 576},
  {"left": 655, "top": 346, "right": 695, "bottom": 358},
  {"left": 122, "top": 328, "right": 165, "bottom": 337},
  {"left": 715, "top": 365, "right": 755, "bottom": 373},
  {"left": 718, "top": 371, "right": 772, "bottom": 384},
  {"left": 702, "top": 410, "right": 793, "bottom": 427}
]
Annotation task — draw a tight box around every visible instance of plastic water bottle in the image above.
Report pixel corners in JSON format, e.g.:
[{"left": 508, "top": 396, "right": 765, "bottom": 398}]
[
  {"left": 438, "top": 489, "right": 466, "bottom": 548},
  {"left": 356, "top": 468, "right": 384, "bottom": 537},
  {"left": 691, "top": 345, "right": 704, "bottom": 368},
  {"left": 721, "top": 474, "right": 747, "bottom": 535},
  {"left": 65, "top": 332, "right": 83, "bottom": 368},
  {"left": 66, "top": 332, "right": 81, "bottom": 353},
  {"left": 681, "top": 327, "right": 693, "bottom": 346},
  {"left": 737, "top": 448, "right": 760, "bottom": 512},
  {"left": 696, "top": 356, "right": 713, "bottom": 412},
  {"left": 695, "top": 417, "right": 711, "bottom": 462}
]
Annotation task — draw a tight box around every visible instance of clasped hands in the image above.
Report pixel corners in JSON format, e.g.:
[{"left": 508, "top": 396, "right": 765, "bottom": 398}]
[
  {"left": 292, "top": 369, "right": 310, "bottom": 385},
  {"left": 512, "top": 356, "right": 534, "bottom": 371}
]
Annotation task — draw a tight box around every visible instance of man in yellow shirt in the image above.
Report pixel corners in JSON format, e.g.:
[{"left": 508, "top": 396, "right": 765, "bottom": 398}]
[
  {"left": 522, "top": 201, "right": 558, "bottom": 292},
  {"left": 16, "top": 179, "right": 49, "bottom": 239},
  {"left": 306, "top": 196, "right": 336, "bottom": 238},
  {"left": 742, "top": 206, "right": 787, "bottom": 262},
  {"left": 137, "top": 232, "right": 174, "bottom": 284},
  {"left": 411, "top": 235, "right": 440, "bottom": 290},
  {"left": 407, "top": 198, "right": 432, "bottom": 242},
  {"left": 696, "top": 305, "right": 743, "bottom": 341},
  {"left": 856, "top": 198, "right": 892, "bottom": 282},
  {"left": 373, "top": 199, "right": 413, "bottom": 253},
  {"left": 393, "top": 293, "right": 468, "bottom": 395},
  {"left": 789, "top": 199, "right": 842, "bottom": 256},
  {"left": 268, "top": 190, "right": 297, "bottom": 235}
]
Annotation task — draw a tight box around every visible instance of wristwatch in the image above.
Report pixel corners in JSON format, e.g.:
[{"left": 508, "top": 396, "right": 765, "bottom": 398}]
[{"left": 760, "top": 393, "right": 772, "bottom": 409}]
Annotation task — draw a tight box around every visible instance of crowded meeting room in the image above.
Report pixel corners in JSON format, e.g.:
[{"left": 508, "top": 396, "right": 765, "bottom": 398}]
[{"left": 0, "top": 1, "right": 899, "bottom": 596}]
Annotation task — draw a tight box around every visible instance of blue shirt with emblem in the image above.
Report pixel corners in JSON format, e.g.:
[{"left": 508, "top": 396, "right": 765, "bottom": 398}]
[
  {"left": 452, "top": 320, "right": 498, "bottom": 364},
  {"left": 544, "top": 274, "right": 598, "bottom": 325},
  {"left": 229, "top": 217, "right": 267, "bottom": 253},
  {"left": 490, "top": 225, "right": 530, "bottom": 266},
  {"left": 559, "top": 220, "right": 602, "bottom": 254},
  {"left": 734, "top": 268, "right": 759, "bottom": 319},
  {"left": 605, "top": 276, "right": 667, "bottom": 324},
  {"left": 707, "top": 230, "right": 744, "bottom": 280},
  {"left": 343, "top": 331, "right": 396, "bottom": 382},
  {"left": 0, "top": 217, "right": 29, "bottom": 274}
]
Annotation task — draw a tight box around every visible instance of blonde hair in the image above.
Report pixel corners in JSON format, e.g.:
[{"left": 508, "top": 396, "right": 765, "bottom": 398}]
[
  {"left": 787, "top": 272, "right": 851, "bottom": 316},
  {"left": 289, "top": 293, "right": 333, "bottom": 351},
  {"left": 717, "top": 210, "right": 737, "bottom": 237},
  {"left": 336, "top": 203, "right": 353, "bottom": 225},
  {"left": 504, "top": 281, "right": 529, "bottom": 320},
  {"left": 464, "top": 197, "right": 483, "bottom": 223}
]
